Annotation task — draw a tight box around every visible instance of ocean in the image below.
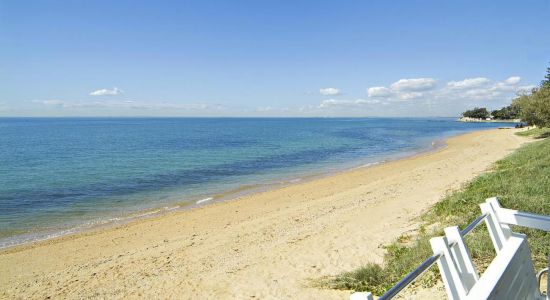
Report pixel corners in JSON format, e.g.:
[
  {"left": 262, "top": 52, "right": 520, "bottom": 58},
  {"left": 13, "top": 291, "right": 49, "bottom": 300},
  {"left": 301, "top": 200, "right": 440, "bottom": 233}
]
[{"left": 0, "top": 117, "right": 514, "bottom": 247}]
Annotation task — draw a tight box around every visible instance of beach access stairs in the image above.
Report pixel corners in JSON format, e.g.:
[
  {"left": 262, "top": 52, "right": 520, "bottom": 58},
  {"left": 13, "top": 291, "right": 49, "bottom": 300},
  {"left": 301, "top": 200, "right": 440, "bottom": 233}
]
[{"left": 351, "top": 197, "right": 550, "bottom": 300}]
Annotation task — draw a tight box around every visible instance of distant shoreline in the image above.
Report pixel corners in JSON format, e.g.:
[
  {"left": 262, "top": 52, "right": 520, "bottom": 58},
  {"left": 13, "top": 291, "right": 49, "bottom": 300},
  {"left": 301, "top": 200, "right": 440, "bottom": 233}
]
[{"left": 458, "top": 117, "right": 521, "bottom": 123}]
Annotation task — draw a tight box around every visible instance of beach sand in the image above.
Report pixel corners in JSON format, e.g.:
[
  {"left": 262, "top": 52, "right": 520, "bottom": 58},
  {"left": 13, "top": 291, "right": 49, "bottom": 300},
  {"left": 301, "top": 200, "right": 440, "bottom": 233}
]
[{"left": 0, "top": 129, "right": 529, "bottom": 299}]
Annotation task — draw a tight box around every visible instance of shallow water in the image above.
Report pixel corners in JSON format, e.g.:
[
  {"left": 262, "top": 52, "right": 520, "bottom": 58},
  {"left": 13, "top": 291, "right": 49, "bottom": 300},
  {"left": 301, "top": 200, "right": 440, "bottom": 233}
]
[{"left": 0, "top": 117, "right": 514, "bottom": 247}]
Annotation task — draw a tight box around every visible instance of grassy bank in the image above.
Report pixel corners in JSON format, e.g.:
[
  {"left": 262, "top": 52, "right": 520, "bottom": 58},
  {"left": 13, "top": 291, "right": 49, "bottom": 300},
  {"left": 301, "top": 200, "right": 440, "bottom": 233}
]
[
  {"left": 325, "top": 129, "right": 550, "bottom": 295},
  {"left": 516, "top": 127, "right": 550, "bottom": 139}
]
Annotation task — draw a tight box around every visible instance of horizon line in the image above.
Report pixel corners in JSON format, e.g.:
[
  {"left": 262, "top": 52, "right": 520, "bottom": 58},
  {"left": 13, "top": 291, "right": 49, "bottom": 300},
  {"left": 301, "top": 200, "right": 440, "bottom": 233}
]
[{"left": 0, "top": 115, "right": 462, "bottom": 119}]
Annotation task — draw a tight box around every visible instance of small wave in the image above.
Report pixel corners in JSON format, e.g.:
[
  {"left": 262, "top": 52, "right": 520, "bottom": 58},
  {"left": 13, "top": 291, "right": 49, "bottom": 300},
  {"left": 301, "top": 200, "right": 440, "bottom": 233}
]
[
  {"left": 0, "top": 204, "right": 187, "bottom": 249},
  {"left": 133, "top": 209, "right": 161, "bottom": 218},
  {"left": 164, "top": 205, "right": 180, "bottom": 211},
  {"left": 350, "top": 161, "right": 383, "bottom": 170},
  {"left": 196, "top": 197, "right": 213, "bottom": 205}
]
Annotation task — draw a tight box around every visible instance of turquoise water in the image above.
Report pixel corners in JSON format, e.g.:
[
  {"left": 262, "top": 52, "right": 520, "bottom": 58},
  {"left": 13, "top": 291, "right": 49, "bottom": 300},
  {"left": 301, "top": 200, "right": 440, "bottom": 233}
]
[{"left": 0, "top": 117, "right": 514, "bottom": 247}]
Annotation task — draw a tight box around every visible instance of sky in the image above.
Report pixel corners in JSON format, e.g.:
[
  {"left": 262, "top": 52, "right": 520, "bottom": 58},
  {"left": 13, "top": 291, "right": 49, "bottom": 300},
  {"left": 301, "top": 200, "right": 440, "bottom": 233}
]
[{"left": 1, "top": 0, "right": 549, "bottom": 117}]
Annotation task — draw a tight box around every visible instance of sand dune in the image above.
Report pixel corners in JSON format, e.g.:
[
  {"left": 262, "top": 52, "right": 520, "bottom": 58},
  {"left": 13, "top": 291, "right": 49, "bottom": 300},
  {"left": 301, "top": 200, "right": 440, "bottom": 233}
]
[{"left": 0, "top": 129, "right": 529, "bottom": 299}]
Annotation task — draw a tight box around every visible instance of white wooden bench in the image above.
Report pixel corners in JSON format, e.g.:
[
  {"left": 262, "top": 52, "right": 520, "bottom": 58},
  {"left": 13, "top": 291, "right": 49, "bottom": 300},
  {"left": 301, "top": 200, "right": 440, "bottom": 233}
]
[{"left": 351, "top": 198, "right": 550, "bottom": 300}]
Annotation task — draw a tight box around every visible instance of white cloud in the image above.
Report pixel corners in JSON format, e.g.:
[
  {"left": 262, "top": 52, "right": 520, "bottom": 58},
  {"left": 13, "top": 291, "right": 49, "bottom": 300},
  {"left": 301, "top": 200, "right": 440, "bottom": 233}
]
[
  {"left": 40, "top": 99, "right": 66, "bottom": 107},
  {"left": 26, "top": 75, "right": 534, "bottom": 117},
  {"left": 516, "top": 85, "right": 536, "bottom": 94},
  {"left": 462, "top": 89, "right": 499, "bottom": 100},
  {"left": 504, "top": 76, "right": 521, "bottom": 85},
  {"left": 255, "top": 106, "right": 293, "bottom": 113},
  {"left": 447, "top": 77, "right": 490, "bottom": 89},
  {"left": 490, "top": 83, "right": 515, "bottom": 93},
  {"left": 37, "top": 99, "right": 110, "bottom": 108},
  {"left": 431, "top": 75, "right": 531, "bottom": 101},
  {"left": 364, "top": 78, "right": 435, "bottom": 102},
  {"left": 355, "top": 98, "right": 381, "bottom": 104},
  {"left": 368, "top": 86, "right": 391, "bottom": 97},
  {"left": 358, "top": 75, "right": 533, "bottom": 109},
  {"left": 319, "top": 98, "right": 382, "bottom": 108},
  {"left": 490, "top": 77, "right": 522, "bottom": 93},
  {"left": 390, "top": 78, "right": 436, "bottom": 91},
  {"left": 319, "top": 99, "right": 346, "bottom": 108},
  {"left": 34, "top": 99, "right": 228, "bottom": 111},
  {"left": 319, "top": 87, "right": 340, "bottom": 96},
  {"left": 397, "top": 92, "right": 423, "bottom": 100},
  {"left": 90, "top": 87, "right": 124, "bottom": 96}
]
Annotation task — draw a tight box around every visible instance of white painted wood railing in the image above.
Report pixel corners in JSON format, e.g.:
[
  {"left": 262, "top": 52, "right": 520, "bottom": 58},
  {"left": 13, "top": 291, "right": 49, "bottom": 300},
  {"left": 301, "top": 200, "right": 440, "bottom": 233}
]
[{"left": 351, "top": 197, "right": 550, "bottom": 300}]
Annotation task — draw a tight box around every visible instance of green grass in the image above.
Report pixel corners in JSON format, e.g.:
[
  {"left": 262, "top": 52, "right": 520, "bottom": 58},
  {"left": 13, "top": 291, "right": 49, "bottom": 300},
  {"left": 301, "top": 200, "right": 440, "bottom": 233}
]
[
  {"left": 325, "top": 134, "right": 550, "bottom": 295},
  {"left": 322, "top": 233, "right": 438, "bottom": 295},
  {"left": 516, "top": 127, "right": 550, "bottom": 139}
]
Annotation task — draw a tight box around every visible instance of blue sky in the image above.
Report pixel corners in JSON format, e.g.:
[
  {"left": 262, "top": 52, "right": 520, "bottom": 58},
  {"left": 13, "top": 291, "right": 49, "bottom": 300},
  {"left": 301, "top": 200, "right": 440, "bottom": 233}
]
[{"left": 1, "top": 0, "right": 549, "bottom": 117}]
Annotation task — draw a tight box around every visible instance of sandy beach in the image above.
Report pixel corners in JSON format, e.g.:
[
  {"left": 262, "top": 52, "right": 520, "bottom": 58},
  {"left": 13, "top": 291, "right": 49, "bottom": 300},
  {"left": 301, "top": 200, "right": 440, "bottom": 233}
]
[{"left": 0, "top": 128, "right": 529, "bottom": 299}]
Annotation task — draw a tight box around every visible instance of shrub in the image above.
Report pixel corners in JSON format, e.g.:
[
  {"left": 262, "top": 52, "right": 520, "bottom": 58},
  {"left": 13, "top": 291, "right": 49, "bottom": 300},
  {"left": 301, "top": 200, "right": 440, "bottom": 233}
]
[{"left": 463, "top": 107, "right": 490, "bottom": 119}]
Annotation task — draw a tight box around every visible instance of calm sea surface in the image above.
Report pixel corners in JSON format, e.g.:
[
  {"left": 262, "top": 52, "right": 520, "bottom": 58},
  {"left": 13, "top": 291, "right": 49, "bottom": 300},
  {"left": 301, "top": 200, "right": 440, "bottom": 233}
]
[{"left": 0, "top": 117, "right": 514, "bottom": 247}]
